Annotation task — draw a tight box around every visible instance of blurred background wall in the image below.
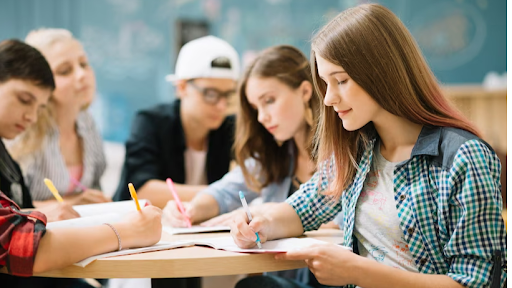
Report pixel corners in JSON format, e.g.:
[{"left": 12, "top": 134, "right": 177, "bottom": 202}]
[{"left": 0, "top": 0, "right": 506, "bottom": 142}]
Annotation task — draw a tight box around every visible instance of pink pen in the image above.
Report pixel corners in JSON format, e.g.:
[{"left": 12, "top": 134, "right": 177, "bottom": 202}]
[
  {"left": 165, "top": 178, "right": 192, "bottom": 228},
  {"left": 70, "top": 176, "right": 88, "bottom": 192}
]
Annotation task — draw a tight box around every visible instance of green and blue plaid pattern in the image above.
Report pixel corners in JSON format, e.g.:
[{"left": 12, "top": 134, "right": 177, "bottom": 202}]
[{"left": 286, "top": 127, "right": 507, "bottom": 288}]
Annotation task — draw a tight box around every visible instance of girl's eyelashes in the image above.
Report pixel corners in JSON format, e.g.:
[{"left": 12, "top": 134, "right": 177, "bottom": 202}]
[
  {"left": 264, "top": 97, "right": 275, "bottom": 105},
  {"left": 337, "top": 79, "right": 348, "bottom": 85},
  {"left": 17, "top": 95, "right": 33, "bottom": 105},
  {"left": 56, "top": 66, "right": 72, "bottom": 76}
]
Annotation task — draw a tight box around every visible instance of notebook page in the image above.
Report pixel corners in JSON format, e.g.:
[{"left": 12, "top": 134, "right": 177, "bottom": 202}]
[
  {"left": 162, "top": 225, "right": 230, "bottom": 235},
  {"left": 46, "top": 213, "right": 124, "bottom": 229},
  {"left": 74, "top": 241, "right": 187, "bottom": 267},
  {"left": 193, "top": 236, "right": 330, "bottom": 253},
  {"left": 73, "top": 200, "right": 148, "bottom": 217}
]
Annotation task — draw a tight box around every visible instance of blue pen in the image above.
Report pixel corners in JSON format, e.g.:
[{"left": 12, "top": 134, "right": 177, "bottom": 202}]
[{"left": 239, "top": 191, "right": 262, "bottom": 249}]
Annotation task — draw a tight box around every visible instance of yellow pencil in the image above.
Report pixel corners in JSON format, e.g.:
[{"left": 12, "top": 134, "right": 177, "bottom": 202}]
[
  {"left": 128, "top": 183, "right": 141, "bottom": 211},
  {"left": 43, "top": 178, "right": 64, "bottom": 203}
]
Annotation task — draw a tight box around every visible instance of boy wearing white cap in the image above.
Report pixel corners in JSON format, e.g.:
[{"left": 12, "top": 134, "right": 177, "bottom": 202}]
[{"left": 114, "top": 36, "right": 239, "bottom": 211}]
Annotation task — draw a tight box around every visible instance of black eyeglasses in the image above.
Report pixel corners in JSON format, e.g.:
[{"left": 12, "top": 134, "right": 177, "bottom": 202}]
[{"left": 187, "top": 80, "right": 236, "bottom": 105}]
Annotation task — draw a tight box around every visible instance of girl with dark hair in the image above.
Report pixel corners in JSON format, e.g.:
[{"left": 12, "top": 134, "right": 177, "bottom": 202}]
[{"left": 231, "top": 4, "right": 506, "bottom": 288}]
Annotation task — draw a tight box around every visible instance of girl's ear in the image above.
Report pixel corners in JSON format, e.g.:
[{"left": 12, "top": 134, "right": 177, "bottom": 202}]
[
  {"left": 174, "top": 80, "right": 187, "bottom": 99},
  {"left": 300, "top": 80, "right": 313, "bottom": 103}
]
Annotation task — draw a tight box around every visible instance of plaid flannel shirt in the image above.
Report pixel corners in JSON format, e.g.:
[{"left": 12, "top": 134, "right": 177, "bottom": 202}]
[
  {"left": 0, "top": 191, "right": 46, "bottom": 277},
  {"left": 286, "top": 126, "right": 507, "bottom": 288}
]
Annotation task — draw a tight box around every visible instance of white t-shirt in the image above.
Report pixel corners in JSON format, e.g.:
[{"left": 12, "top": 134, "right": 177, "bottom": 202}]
[
  {"left": 184, "top": 147, "right": 208, "bottom": 185},
  {"left": 353, "top": 143, "right": 419, "bottom": 273}
]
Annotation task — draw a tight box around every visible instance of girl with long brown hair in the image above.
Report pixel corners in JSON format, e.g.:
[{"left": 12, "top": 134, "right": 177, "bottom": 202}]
[
  {"left": 164, "top": 44, "right": 331, "bottom": 287},
  {"left": 232, "top": 4, "right": 506, "bottom": 288},
  {"left": 163, "top": 45, "right": 323, "bottom": 228}
]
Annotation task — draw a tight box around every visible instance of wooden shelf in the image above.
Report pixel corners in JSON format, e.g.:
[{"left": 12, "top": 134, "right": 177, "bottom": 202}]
[
  {"left": 442, "top": 84, "right": 507, "bottom": 99},
  {"left": 441, "top": 84, "right": 507, "bottom": 152}
]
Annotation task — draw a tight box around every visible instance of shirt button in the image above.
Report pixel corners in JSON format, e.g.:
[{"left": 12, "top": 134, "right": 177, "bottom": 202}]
[
  {"left": 399, "top": 194, "right": 406, "bottom": 201},
  {"left": 407, "top": 227, "right": 415, "bottom": 234},
  {"left": 420, "top": 258, "right": 428, "bottom": 265}
]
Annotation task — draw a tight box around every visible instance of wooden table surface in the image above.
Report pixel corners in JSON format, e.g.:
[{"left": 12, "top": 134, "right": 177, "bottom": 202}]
[{"left": 27, "top": 229, "right": 343, "bottom": 279}]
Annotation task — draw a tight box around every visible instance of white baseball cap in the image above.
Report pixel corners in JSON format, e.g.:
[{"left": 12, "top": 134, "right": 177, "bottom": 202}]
[{"left": 165, "top": 35, "right": 240, "bottom": 82}]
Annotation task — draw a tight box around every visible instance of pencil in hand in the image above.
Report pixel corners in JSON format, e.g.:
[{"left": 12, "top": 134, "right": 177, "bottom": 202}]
[
  {"left": 128, "top": 183, "right": 142, "bottom": 211},
  {"left": 43, "top": 178, "right": 64, "bottom": 203}
]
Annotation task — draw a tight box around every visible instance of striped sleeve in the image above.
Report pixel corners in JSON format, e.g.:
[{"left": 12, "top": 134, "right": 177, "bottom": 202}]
[
  {"left": 444, "top": 139, "right": 507, "bottom": 287},
  {"left": 81, "top": 111, "right": 107, "bottom": 191}
]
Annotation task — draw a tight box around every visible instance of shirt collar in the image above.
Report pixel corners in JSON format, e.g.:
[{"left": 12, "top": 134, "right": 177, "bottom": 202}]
[
  {"left": 410, "top": 125, "right": 441, "bottom": 157},
  {"left": 75, "top": 111, "right": 88, "bottom": 138},
  {"left": 48, "top": 111, "right": 88, "bottom": 138},
  {"left": 367, "top": 125, "right": 441, "bottom": 158}
]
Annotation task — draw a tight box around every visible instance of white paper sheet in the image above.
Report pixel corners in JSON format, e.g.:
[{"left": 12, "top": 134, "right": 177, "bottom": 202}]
[
  {"left": 47, "top": 213, "right": 124, "bottom": 229},
  {"left": 192, "top": 236, "right": 330, "bottom": 253},
  {"left": 73, "top": 200, "right": 148, "bottom": 217},
  {"left": 74, "top": 241, "right": 183, "bottom": 267},
  {"left": 162, "top": 225, "right": 230, "bottom": 235}
]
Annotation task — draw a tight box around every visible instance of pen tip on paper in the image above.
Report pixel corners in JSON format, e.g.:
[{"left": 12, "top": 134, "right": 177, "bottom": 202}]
[{"left": 257, "top": 242, "right": 262, "bottom": 249}]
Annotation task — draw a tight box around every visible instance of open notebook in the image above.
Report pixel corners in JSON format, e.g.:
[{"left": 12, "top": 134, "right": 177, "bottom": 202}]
[
  {"left": 75, "top": 236, "right": 331, "bottom": 267},
  {"left": 46, "top": 200, "right": 148, "bottom": 229},
  {"left": 72, "top": 200, "right": 149, "bottom": 217},
  {"left": 47, "top": 200, "right": 230, "bottom": 234},
  {"left": 162, "top": 225, "right": 230, "bottom": 235}
]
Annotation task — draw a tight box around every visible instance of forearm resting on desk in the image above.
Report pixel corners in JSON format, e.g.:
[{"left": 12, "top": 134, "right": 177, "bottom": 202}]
[
  {"left": 189, "top": 193, "right": 220, "bottom": 223},
  {"left": 33, "top": 211, "right": 162, "bottom": 274},
  {"left": 34, "top": 224, "right": 122, "bottom": 273},
  {"left": 138, "top": 180, "right": 206, "bottom": 209},
  {"left": 255, "top": 202, "right": 304, "bottom": 240}
]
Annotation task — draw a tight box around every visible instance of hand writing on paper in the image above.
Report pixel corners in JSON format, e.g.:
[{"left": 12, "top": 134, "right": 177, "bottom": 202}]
[
  {"left": 119, "top": 205, "right": 163, "bottom": 248},
  {"left": 230, "top": 211, "right": 270, "bottom": 249},
  {"left": 162, "top": 200, "right": 194, "bottom": 227},
  {"left": 275, "top": 243, "right": 359, "bottom": 286}
]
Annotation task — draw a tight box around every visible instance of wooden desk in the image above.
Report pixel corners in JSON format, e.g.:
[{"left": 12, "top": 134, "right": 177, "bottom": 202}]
[{"left": 28, "top": 229, "right": 343, "bottom": 279}]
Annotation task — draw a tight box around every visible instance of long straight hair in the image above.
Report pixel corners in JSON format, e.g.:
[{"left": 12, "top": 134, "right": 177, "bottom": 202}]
[
  {"left": 311, "top": 4, "right": 480, "bottom": 198},
  {"left": 236, "top": 45, "right": 321, "bottom": 192}
]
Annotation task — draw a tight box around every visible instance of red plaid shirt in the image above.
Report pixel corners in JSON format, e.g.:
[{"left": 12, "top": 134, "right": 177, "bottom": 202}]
[{"left": 0, "top": 191, "right": 46, "bottom": 277}]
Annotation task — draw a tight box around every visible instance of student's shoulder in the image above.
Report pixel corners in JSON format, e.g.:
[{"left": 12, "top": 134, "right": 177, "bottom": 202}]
[
  {"left": 135, "top": 101, "right": 180, "bottom": 123},
  {"left": 436, "top": 126, "right": 494, "bottom": 169},
  {"left": 219, "top": 114, "right": 236, "bottom": 130},
  {"left": 212, "top": 114, "right": 236, "bottom": 141},
  {"left": 77, "top": 111, "right": 102, "bottom": 135}
]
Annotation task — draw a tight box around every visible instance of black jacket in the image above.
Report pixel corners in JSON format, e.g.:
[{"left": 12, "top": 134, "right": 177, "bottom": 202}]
[
  {"left": 114, "top": 100, "right": 235, "bottom": 201},
  {"left": 0, "top": 141, "right": 33, "bottom": 209}
]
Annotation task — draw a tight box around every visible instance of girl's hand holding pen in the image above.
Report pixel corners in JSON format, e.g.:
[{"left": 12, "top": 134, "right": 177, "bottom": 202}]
[
  {"left": 119, "top": 205, "right": 163, "bottom": 248},
  {"left": 229, "top": 210, "right": 270, "bottom": 249},
  {"left": 162, "top": 200, "right": 194, "bottom": 227}
]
